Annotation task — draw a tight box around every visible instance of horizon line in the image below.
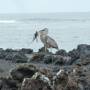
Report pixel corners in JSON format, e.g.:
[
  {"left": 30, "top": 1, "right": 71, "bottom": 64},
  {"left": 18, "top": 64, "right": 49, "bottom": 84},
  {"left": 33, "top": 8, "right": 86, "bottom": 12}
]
[{"left": 0, "top": 11, "right": 90, "bottom": 14}]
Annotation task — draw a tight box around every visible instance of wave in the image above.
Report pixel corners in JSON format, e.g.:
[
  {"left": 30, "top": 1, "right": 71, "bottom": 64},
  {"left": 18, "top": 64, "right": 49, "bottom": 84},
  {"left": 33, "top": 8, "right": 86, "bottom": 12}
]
[
  {"left": 0, "top": 20, "right": 16, "bottom": 24},
  {"left": 21, "top": 18, "right": 90, "bottom": 22},
  {"left": 0, "top": 18, "right": 90, "bottom": 24}
]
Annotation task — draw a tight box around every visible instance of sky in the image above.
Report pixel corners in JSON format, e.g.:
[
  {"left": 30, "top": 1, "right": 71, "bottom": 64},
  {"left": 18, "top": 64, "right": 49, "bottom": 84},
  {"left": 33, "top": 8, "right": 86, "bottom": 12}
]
[{"left": 0, "top": 0, "right": 90, "bottom": 13}]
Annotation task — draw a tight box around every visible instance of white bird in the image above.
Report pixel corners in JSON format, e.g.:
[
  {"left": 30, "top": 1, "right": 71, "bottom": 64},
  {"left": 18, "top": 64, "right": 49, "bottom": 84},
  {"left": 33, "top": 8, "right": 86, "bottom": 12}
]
[{"left": 33, "top": 28, "right": 59, "bottom": 52}]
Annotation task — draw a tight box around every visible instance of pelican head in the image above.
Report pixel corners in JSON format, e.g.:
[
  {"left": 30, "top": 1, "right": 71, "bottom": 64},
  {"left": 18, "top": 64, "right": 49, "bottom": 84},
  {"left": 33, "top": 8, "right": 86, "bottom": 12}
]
[
  {"left": 39, "top": 28, "right": 48, "bottom": 35},
  {"left": 32, "top": 28, "right": 48, "bottom": 42}
]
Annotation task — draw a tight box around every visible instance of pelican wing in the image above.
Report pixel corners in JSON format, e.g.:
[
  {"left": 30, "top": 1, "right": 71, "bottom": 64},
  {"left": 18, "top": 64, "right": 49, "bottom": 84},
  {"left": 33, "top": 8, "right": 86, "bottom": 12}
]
[{"left": 46, "top": 35, "right": 58, "bottom": 49}]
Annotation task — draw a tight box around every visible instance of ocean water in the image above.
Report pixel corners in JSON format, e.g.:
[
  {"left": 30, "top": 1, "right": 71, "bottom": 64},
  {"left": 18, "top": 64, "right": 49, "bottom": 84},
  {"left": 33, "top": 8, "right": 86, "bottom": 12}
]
[{"left": 0, "top": 13, "right": 90, "bottom": 52}]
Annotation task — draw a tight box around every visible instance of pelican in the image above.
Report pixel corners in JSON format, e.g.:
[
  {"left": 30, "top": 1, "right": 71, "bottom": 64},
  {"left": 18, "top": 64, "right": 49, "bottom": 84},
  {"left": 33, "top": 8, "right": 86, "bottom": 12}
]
[{"left": 33, "top": 28, "right": 59, "bottom": 52}]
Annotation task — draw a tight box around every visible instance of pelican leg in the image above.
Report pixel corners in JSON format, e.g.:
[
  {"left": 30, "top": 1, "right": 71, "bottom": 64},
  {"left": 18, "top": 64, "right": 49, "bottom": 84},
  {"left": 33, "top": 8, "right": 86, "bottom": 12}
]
[
  {"left": 44, "top": 45, "right": 47, "bottom": 53},
  {"left": 50, "top": 48, "right": 53, "bottom": 65},
  {"left": 44, "top": 45, "right": 46, "bottom": 53}
]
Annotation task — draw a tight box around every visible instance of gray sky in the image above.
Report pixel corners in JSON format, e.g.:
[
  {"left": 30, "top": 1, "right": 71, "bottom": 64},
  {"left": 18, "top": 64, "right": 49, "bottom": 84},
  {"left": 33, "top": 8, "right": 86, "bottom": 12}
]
[{"left": 0, "top": 0, "right": 90, "bottom": 13}]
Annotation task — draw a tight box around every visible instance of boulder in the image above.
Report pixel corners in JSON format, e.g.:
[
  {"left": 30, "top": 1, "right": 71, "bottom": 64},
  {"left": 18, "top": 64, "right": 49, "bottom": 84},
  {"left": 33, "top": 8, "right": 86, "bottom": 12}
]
[
  {"left": 19, "top": 48, "right": 33, "bottom": 54},
  {"left": 43, "top": 54, "right": 71, "bottom": 65},
  {"left": 5, "top": 53, "right": 14, "bottom": 61},
  {"left": 53, "top": 69, "right": 69, "bottom": 90},
  {"left": 54, "top": 55, "right": 71, "bottom": 65},
  {"left": 0, "top": 48, "right": 4, "bottom": 52},
  {"left": 31, "top": 72, "right": 51, "bottom": 86},
  {"left": 43, "top": 55, "right": 54, "bottom": 64},
  {"left": 0, "top": 78, "right": 18, "bottom": 90},
  {"left": 10, "top": 64, "right": 37, "bottom": 82},
  {"left": 31, "top": 53, "right": 45, "bottom": 62},
  {"left": 21, "top": 78, "right": 52, "bottom": 90},
  {"left": 5, "top": 52, "right": 28, "bottom": 63},
  {"left": 54, "top": 57, "right": 65, "bottom": 65},
  {"left": 5, "top": 48, "right": 18, "bottom": 53},
  {"left": 77, "top": 44, "right": 90, "bottom": 59},
  {"left": 53, "top": 68, "right": 90, "bottom": 90},
  {"left": 56, "top": 49, "right": 68, "bottom": 56},
  {"left": 68, "top": 49, "right": 79, "bottom": 64},
  {"left": 0, "top": 51, "right": 7, "bottom": 59},
  {"left": 12, "top": 53, "right": 28, "bottom": 63}
]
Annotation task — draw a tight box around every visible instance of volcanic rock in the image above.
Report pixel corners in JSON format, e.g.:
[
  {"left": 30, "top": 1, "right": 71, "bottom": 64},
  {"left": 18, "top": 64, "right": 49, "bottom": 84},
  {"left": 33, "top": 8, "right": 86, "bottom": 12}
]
[{"left": 10, "top": 64, "right": 37, "bottom": 82}]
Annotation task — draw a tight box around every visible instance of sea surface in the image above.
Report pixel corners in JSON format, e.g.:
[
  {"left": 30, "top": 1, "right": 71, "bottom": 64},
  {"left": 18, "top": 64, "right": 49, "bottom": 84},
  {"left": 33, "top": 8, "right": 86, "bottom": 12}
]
[{"left": 0, "top": 13, "right": 90, "bottom": 52}]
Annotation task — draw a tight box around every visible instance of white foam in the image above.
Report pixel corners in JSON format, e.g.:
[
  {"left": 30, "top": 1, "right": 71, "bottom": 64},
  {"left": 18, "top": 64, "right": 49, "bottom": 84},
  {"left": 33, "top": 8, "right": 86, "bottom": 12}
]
[{"left": 0, "top": 20, "right": 16, "bottom": 24}]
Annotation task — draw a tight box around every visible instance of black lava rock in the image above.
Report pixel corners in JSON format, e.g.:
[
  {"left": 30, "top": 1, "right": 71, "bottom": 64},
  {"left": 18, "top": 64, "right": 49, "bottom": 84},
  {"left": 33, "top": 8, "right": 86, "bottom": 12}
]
[
  {"left": 56, "top": 49, "right": 68, "bottom": 56},
  {"left": 10, "top": 64, "right": 37, "bottom": 82},
  {"left": 20, "top": 48, "right": 33, "bottom": 54}
]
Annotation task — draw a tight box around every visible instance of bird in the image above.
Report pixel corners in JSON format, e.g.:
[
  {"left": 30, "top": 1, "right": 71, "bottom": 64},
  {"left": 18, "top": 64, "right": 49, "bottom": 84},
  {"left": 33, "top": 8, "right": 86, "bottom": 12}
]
[{"left": 33, "top": 28, "right": 59, "bottom": 52}]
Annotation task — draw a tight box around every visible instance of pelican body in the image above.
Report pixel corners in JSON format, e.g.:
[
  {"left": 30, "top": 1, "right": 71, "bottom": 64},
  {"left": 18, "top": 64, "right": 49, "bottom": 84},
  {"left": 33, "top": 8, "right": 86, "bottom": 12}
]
[{"left": 33, "top": 28, "right": 59, "bottom": 51}]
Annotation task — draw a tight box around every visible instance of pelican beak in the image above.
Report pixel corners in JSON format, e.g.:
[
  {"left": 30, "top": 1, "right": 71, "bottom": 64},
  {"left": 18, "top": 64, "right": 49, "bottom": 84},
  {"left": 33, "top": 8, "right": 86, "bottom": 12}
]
[{"left": 33, "top": 31, "right": 38, "bottom": 42}]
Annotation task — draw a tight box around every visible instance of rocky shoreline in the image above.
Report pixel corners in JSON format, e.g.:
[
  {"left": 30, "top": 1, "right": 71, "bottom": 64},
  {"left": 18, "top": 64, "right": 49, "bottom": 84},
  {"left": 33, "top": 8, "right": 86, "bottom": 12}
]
[{"left": 0, "top": 44, "right": 90, "bottom": 90}]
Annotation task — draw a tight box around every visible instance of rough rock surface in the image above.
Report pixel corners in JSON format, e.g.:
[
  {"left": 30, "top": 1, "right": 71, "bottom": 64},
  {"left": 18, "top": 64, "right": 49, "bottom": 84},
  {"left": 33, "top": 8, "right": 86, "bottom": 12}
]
[
  {"left": 10, "top": 64, "right": 37, "bottom": 82},
  {"left": 19, "top": 48, "right": 33, "bottom": 54},
  {"left": 21, "top": 78, "right": 52, "bottom": 90},
  {"left": 0, "top": 44, "right": 90, "bottom": 90},
  {"left": 0, "top": 48, "right": 33, "bottom": 63},
  {"left": 0, "top": 78, "right": 18, "bottom": 90}
]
